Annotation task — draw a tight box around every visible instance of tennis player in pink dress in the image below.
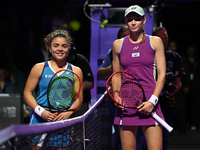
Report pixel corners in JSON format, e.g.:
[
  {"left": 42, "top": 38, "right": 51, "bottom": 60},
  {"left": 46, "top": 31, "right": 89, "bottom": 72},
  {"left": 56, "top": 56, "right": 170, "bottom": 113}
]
[{"left": 112, "top": 5, "right": 166, "bottom": 150}]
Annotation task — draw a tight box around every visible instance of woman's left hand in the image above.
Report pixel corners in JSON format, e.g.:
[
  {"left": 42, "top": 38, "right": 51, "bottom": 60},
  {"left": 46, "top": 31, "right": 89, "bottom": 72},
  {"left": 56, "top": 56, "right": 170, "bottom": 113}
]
[
  {"left": 53, "top": 111, "right": 73, "bottom": 121},
  {"left": 137, "top": 101, "right": 154, "bottom": 115}
]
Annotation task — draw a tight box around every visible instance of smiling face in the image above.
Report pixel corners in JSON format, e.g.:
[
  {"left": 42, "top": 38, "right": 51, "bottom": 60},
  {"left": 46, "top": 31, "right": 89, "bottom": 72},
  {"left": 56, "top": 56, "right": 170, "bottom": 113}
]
[
  {"left": 49, "top": 37, "right": 70, "bottom": 60},
  {"left": 125, "top": 12, "right": 146, "bottom": 33}
]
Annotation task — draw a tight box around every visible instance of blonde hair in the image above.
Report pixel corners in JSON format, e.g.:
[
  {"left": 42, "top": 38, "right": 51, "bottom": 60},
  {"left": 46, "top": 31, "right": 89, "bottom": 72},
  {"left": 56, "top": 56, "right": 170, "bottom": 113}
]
[
  {"left": 140, "top": 28, "right": 146, "bottom": 44},
  {"left": 44, "top": 29, "right": 72, "bottom": 51}
]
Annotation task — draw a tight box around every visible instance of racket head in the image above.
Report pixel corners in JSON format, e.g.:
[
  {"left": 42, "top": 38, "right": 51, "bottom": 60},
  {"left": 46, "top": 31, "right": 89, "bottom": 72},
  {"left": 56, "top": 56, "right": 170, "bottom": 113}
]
[
  {"left": 47, "top": 69, "right": 81, "bottom": 112},
  {"left": 106, "top": 70, "right": 145, "bottom": 108}
]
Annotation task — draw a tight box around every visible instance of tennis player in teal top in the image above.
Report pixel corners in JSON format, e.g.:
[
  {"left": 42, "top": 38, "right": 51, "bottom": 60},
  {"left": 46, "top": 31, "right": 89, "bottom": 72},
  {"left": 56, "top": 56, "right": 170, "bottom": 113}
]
[{"left": 24, "top": 29, "right": 83, "bottom": 149}]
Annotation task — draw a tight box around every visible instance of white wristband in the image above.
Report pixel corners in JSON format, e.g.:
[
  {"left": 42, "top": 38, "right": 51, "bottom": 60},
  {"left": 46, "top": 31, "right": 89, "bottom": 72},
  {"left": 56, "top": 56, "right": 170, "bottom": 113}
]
[
  {"left": 34, "top": 106, "right": 45, "bottom": 117},
  {"left": 148, "top": 95, "right": 158, "bottom": 106}
]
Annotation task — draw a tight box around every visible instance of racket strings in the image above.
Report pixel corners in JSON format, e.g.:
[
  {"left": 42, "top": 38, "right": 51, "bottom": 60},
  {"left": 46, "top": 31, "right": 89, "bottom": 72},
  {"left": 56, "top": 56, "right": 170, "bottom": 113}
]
[
  {"left": 48, "top": 72, "right": 80, "bottom": 109},
  {"left": 108, "top": 72, "right": 144, "bottom": 108}
]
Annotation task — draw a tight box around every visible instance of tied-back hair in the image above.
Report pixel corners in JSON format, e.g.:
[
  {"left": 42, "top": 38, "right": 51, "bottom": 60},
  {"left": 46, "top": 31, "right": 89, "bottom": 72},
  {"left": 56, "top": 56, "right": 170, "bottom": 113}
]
[
  {"left": 44, "top": 29, "right": 72, "bottom": 51},
  {"left": 140, "top": 28, "right": 146, "bottom": 44}
]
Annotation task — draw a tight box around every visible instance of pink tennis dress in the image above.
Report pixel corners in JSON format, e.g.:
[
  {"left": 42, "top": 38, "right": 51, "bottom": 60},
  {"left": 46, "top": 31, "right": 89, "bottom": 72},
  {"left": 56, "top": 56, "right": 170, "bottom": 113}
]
[{"left": 114, "top": 35, "right": 164, "bottom": 126}]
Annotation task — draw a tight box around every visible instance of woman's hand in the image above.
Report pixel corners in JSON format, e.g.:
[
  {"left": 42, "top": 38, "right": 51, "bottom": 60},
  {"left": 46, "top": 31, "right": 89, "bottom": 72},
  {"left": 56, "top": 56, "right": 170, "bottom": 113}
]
[
  {"left": 53, "top": 111, "right": 73, "bottom": 121},
  {"left": 114, "top": 95, "right": 125, "bottom": 109},
  {"left": 137, "top": 101, "right": 154, "bottom": 115},
  {"left": 41, "top": 110, "right": 57, "bottom": 122},
  {"left": 115, "top": 102, "right": 125, "bottom": 109}
]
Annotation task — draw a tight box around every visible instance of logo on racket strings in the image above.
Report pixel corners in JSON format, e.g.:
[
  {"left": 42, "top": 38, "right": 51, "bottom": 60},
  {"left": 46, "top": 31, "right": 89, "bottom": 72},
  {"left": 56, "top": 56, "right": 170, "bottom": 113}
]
[{"left": 56, "top": 102, "right": 60, "bottom": 105}]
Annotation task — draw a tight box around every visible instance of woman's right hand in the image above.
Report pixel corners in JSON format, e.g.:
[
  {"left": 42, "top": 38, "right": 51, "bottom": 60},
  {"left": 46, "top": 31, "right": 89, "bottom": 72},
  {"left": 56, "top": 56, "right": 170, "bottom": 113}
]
[
  {"left": 114, "top": 96, "right": 125, "bottom": 109},
  {"left": 41, "top": 110, "right": 57, "bottom": 122},
  {"left": 137, "top": 101, "right": 154, "bottom": 115}
]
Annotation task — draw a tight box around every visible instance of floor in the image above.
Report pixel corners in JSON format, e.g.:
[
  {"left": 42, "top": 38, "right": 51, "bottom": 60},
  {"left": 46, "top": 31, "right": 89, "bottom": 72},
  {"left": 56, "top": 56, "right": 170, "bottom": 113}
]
[{"left": 168, "top": 128, "right": 200, "bottom": 150}]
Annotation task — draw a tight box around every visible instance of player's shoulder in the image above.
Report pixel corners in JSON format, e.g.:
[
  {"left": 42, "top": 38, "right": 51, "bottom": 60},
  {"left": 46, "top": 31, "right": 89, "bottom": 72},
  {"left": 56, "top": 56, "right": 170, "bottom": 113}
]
[
  {"left": 149, "top": 35, "right": 162, "bottom": 43},
  {"left": 30, "top": 62, "right": 45, "bottom": 77},
  {"left": 32, "top": 62, "right": 45, "bottom": 71},
  {"left": 113, "top": 38, "right": 124, "bottom": 52},
  {"left": 72, "top": 65, "right": 83, "bottom": 80},
  {"left": 149, "top": 35, "right": 163, "bottom": 50},
  {"left": 72, "top": 65, "right": 82, "bottom": 73},
  {"left": 149, "top": 35, "right": 163, "bottom": 46},
  {"left": 113, "top": 37, "right": 124, "bottom": 45}
]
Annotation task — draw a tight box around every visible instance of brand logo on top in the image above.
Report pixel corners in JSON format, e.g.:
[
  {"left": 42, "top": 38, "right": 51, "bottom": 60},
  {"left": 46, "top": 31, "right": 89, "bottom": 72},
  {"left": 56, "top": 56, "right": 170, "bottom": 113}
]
[
  {"left": 133, "top": 47, "right": 139, "bottom": 50},
  {"left": 45, "top": 74, "right": 53, "bottom": 78}
]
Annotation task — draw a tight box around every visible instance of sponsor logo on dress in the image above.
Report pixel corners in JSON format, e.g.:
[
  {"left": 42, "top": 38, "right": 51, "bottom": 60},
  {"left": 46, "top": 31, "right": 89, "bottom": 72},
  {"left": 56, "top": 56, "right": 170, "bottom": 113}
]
[
  {"left": 45, "top": 74, "right": 53, "bottom": 78},
  {"left": 132, "top": 52, "right": 140, "bottom": 57}
]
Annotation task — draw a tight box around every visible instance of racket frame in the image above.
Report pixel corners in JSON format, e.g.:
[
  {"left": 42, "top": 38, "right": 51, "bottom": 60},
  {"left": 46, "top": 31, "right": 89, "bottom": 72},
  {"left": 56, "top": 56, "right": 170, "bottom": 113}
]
[
  {"left": 106, "top": 70, "right": 146, "bottom": 108},
  {"left": 106, "top": 70, "right": 173, "bottom": 132}
]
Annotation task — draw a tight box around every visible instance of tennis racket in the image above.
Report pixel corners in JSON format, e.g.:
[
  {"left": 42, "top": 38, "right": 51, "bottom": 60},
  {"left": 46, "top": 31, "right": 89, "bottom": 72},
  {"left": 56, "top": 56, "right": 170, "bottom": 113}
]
[
  {"left": 106, "top": 70, "right": 173, "bottom": 132},
  {"left": 37, "top": 69, "right": 81, "bottom": 147},
  {"left": 47, "top": 69, "right": 81, "bottom": 115}
]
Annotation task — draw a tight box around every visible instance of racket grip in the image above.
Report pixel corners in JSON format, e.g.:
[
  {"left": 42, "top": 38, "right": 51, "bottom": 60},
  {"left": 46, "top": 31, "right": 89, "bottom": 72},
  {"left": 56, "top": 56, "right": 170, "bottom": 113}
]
[
  {"left": 37, "top": 133, "right": 47, "bottom": 147},
  {"left": 152, "top": 112, "right": 173, "bottom": 132}
]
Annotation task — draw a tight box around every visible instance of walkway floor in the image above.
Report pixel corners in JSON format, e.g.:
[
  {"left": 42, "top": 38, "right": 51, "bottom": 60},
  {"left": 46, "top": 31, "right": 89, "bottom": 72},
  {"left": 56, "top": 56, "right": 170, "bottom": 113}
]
[{"left": 168, "top": 128, "right": 200, "bottom": 150}]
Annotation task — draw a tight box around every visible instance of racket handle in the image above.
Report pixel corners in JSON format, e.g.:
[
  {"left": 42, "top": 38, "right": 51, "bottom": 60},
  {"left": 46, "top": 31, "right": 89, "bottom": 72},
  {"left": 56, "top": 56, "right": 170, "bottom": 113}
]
[
  {"left": 152, "top": 112, "right": 173, "bottom": 132},
  {"left": 37, "top": 133, "right": 47, "bottom": 147}
]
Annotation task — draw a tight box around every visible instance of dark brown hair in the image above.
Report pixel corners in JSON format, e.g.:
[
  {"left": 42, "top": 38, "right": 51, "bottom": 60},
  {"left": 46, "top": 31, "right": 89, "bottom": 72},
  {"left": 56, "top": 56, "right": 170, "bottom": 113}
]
[
  {"left": 117, "top": 25, "right": 129, "bottom": 39},
  {"left": 44, "top": 29, "right": 72, "bottom": 51}
]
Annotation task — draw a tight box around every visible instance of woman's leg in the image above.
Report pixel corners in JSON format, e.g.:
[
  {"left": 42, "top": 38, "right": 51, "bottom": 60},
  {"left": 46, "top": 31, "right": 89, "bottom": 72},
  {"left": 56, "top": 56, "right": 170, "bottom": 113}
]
[
  {"left": 142, "top": 125, "right": 162, "bottom": 150},
  {"left": 119, "top": 125, "right": 137, "bottom": 150}
]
